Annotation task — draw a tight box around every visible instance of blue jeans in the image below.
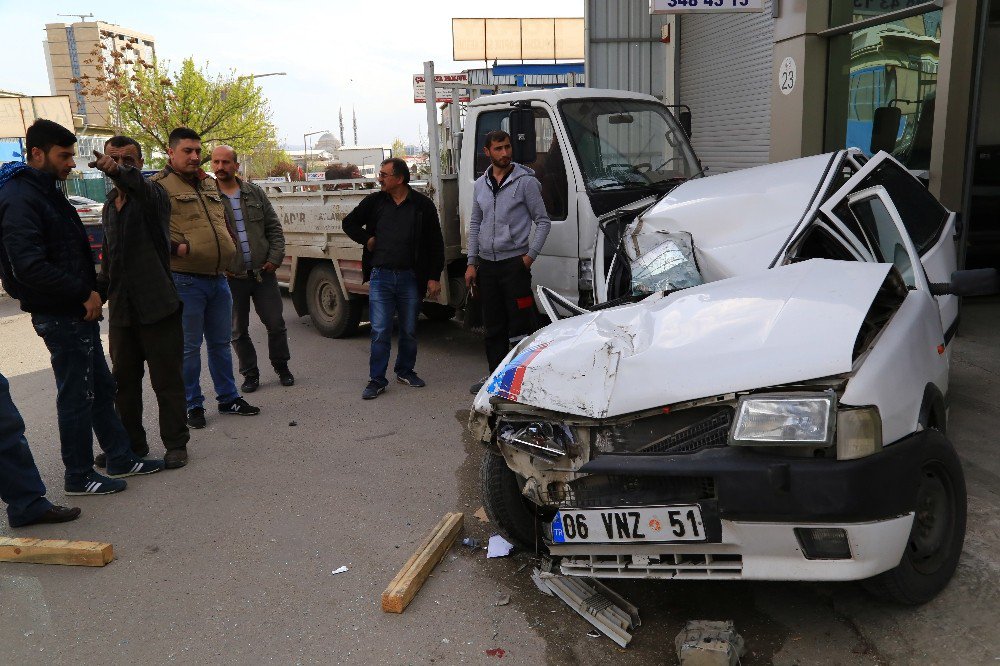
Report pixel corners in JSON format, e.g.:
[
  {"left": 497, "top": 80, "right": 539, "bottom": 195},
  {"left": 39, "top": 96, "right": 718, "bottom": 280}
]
[
  {"left": 368, "top": 268, "right": 420, "bottom": 382},
  {"left": 30, "top": 315, "right": 135, "bottom": 484},
  {"left": 0, "top": 371, "right": 53, "bottom": 527},
  {"left": 173, "top": 273, "right": 240, "bottom": 410}
]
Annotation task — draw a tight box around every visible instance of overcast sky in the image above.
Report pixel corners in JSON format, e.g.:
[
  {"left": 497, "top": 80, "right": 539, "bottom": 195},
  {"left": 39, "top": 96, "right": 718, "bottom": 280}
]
[{"left": 2, "top": 0, "right": 583, "bottom": 149}]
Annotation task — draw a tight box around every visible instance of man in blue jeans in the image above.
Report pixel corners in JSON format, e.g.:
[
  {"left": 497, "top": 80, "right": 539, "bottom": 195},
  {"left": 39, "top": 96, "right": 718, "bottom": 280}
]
[
  {"left": 343, "top": 158, "right": 444, "bottom": 399},
  {"left": 0, "top": 371, "right": 81, "bottom": 527},
  {"left": 0, "top": 119, "right": 164, "bottom": 495},
  {"left": 151, "top": 128, "right": 260, "bottom": 428}
]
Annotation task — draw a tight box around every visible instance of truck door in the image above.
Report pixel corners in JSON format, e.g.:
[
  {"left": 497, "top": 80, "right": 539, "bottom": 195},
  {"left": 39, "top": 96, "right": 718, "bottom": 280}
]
[
  {"left": 818, "top": 152, "right": 959, "bottom": 341},
  {"left": 469, "top": 106, "right": 579, "bottom": 303}
]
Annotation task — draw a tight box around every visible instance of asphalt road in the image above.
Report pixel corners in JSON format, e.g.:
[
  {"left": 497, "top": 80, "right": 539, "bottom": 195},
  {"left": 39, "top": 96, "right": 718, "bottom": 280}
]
[{"left": 1, "top": 294, "right": 998, "bottom": 665}]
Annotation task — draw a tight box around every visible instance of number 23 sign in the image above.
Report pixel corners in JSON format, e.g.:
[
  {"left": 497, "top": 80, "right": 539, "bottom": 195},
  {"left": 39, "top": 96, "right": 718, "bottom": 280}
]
[
  {"left": 779, "top": 57, "right": 797, "bottom": 95},
  {"left": 650, "top": 0, "right": 765, "bottom": 12}
]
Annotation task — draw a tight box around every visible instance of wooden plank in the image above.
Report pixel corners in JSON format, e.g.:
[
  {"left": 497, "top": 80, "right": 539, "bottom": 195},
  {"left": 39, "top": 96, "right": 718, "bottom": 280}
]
[
  {"left": 382, "top": 512, "right": 463, "bottom": 614},
  {"left": 0, "top": 537, "right": 113, "bottom": 567}
]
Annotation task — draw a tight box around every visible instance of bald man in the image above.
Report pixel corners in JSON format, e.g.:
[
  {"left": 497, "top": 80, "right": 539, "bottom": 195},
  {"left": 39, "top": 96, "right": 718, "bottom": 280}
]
[{"left": 211, "top": 146, "right": 293, "bottom": 392}]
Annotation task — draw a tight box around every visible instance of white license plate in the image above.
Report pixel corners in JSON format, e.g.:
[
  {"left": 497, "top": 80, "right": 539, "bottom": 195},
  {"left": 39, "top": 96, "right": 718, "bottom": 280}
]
[{"left": 551, "top": 506, "right": 706, "bottom": 544}]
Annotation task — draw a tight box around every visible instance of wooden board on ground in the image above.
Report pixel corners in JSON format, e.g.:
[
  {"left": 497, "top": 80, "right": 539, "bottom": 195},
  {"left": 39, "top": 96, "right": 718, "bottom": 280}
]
[
  {"left": 382, "top": 512, "right": 463, "bottom": 613},
  {"left": 0, "top": 537, "right": 114, "bottom": 567}
]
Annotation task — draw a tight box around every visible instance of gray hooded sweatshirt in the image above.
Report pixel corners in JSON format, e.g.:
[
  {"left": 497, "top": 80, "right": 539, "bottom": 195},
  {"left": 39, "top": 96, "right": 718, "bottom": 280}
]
[{"left": 468, "top": 163, "right": 552, "bottom": 264}]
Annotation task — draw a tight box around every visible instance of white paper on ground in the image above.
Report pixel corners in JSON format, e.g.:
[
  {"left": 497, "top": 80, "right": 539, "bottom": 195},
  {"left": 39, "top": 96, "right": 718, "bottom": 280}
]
[
  {"left": 487, "top": 534, "right": 515, "bottom": 558},
  {"left": 331, "top": 566, "right": 349, "bottom": 575}
]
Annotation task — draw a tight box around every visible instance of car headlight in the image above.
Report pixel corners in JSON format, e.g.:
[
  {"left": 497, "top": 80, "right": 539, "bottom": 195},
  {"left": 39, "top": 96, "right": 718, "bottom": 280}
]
[
  {"left": 836, "top": 406, "right": 882, "bottom": 460},
  {"left": 730, "top": 392, "right": 835, "bottom": 446}
]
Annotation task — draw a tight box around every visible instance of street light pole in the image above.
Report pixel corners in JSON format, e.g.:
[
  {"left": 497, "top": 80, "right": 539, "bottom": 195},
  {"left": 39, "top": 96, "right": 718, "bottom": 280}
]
[{"left": 302, "top": 129, "right": 329, "bottom": 175}]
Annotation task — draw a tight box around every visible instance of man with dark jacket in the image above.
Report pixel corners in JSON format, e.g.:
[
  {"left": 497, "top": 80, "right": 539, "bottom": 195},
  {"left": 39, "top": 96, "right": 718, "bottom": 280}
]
[
  {"left": 343, "top": 157, "right": 444, "bottom": 400},
  {"left": 153, "top": 128, "right": 259, "bottom": 429},
  {"left": 91, "top": 136, "right": 189, "bottom": 469},
  {"left": 0, "top": 119, "right": 164, "bottom": 495},
  {"left": 465, "top": 130, "right": 551, "bottom": 392},
  {"left": 211, "top": 145, "right": 293, "bottom": 392}
]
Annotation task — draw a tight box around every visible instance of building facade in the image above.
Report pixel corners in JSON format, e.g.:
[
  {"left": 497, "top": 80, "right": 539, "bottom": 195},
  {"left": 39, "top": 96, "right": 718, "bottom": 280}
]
[{"left": 43, "top": 20, "right": 156, "bottom": 127}]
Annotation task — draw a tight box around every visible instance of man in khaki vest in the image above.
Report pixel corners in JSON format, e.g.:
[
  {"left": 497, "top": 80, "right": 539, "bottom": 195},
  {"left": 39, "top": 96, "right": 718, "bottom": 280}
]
[{"left": 152, "top": 128, "right": 259, "bottom": 429}]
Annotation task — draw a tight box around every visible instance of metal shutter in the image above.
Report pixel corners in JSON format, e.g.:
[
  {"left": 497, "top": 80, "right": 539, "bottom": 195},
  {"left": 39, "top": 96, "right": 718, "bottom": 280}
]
[{"left": 679, "top": 2, "right": 775, "bottom": 173}]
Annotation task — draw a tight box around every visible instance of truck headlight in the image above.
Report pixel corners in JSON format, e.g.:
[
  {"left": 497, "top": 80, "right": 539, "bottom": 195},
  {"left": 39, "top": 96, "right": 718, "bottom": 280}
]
[
  {"left": 730, "top": 392, "right": 835, "bottom": 446},
  {"left": 836, "top": 407, "right": 882, "bottom": 460}
]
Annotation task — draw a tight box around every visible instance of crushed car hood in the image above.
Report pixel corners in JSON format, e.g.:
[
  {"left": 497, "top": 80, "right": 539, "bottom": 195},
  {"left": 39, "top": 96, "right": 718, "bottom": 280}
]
[{"left": 478, "top": 259, "right": 892, "bottom": 419}]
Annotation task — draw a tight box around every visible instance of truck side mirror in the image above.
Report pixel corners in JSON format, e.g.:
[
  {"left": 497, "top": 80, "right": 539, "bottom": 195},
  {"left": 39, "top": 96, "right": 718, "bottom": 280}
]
[
  {"left": 929, "top": 268, "right": 1000, "bottom": 297},
  {"left": 870, "top": 107, "right": 901, "bottom": 155},
  {"left": 508, "top": 108, "right": 537, "bottom": 164},
  {"left": 679, "top": 110, "right": 692, "bottom": 138}
]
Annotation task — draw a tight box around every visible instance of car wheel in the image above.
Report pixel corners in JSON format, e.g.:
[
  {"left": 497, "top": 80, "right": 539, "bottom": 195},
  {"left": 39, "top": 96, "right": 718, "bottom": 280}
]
[
  {"left": 305, "top": 264, "right": 361, "bottom": 338},
  {"left": 480, "top": 450, "right": 550, "bottom": 553},
  {"left": 863, "top": 437, "right": 967, "bottom": 605}
]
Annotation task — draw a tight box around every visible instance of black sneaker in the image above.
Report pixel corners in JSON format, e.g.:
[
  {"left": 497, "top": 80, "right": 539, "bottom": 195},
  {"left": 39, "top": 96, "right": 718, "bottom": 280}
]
[
  {"left": 275, "top": 364, "right": 295, "bottom": 387},
  {"left": 65, "top": 471, "right": 127, "bottom": 496},
  {"left": 362, "top": 379, "right": 387, "bottom": 400},
  {"left": 107, "top": 457, "right": 165, "bottom": 478},
  {"left": 218, "top": 397, "right": 261, "bottom": 416},
  {"left": 187, "top": 407, "right": 206, "bottom": 429},
  {"left": 396, "top": 371, "right": 426, "bottom": 388},
  {"left": 241, "top": 372, "right": 260, "bottom": 393}
]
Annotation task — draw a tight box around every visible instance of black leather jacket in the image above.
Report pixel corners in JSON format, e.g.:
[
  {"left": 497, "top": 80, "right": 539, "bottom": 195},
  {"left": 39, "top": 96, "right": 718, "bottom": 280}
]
[{"left": 0, "top": 164, "right": 96, "bottom": 317}]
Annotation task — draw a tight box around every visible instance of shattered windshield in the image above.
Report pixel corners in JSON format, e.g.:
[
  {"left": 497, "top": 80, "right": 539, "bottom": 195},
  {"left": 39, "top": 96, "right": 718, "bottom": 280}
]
[
  {"left": 560, "top": 99, "right": 699, "bottom": 192},
  {"left": 629, "top": 233, "right": 703, "bottom": 296}
]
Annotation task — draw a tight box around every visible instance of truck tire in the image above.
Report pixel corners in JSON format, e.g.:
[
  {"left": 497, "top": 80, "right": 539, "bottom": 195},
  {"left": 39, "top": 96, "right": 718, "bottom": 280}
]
[
  {"left": 480, "top": 450, "right": 548, "bottom": 553},
  {"left": 421, "top": 302, "right": 456, "bottom": 321},
  {"left": 305, "top": 264, "right": 361, "bottom": 338},
  {"left": 862, "top": 435, "right": 966, "bottom": 605}
]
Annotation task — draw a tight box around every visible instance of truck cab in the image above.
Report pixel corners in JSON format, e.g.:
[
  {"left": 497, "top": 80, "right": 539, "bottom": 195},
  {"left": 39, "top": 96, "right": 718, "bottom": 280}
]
[{"left": 459, "top": 88, "right": 700, "bottom": 307}]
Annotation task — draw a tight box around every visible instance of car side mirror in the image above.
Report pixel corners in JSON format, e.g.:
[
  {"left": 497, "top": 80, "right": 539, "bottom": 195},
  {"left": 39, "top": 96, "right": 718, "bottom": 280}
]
[
  {"left": 870, "top": 107, "right": 901, "bottom": 155},
  {"left": 679, "top": 110, "right": 692, "bottom": 138},
  {"left": 508, "top": 107, "right": 537, "bottom": 164},
  {"left": 929, "top": 268, "right": 1000, "bottom": 297}
]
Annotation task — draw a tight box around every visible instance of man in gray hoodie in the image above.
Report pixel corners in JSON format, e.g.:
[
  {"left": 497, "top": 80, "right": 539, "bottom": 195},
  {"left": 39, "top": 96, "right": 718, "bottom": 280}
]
[{"left": 465, "top": 130, "right": 551, "bottom": 389}]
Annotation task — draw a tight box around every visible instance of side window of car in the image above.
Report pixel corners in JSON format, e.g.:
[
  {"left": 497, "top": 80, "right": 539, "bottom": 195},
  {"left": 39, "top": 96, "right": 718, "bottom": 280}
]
[
  {"left": 849, "top": 196, "right": 917, "bottom": 288},
  {"left": 856, "top": 161, "right": 948, "bottom": 253}
]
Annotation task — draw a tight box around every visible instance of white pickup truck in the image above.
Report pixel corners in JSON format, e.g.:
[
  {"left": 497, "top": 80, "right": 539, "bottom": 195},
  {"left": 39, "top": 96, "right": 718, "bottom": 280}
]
[{"left": 264, "top": 87, "right": 700, "bottom": 337}]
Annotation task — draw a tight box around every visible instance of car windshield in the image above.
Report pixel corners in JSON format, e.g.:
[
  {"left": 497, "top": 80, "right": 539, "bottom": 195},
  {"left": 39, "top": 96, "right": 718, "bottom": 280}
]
[{"left": 560, "top": 99, "right": 699, "bottom": 192}]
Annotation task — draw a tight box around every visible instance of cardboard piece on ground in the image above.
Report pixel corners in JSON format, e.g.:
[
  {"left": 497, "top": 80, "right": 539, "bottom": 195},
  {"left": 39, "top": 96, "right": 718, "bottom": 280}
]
[
  {"left": 382, "top": 512, "right": 463, "bottom": 613},
  {"left": 473, "top": 507, "right": 489, "bottom": 523},
  {"left": 0, "top": 537, "right": 113, "bottom": 567}
]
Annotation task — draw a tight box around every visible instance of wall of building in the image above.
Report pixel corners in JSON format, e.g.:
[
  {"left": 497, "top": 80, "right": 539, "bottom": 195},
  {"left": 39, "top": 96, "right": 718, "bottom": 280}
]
[{"left": 585, "top": 0, "right": 670, "bottom": 99}]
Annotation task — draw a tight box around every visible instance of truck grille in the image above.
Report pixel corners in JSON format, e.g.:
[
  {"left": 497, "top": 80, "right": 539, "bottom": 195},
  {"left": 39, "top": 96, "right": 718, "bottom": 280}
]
[
  {"left": 594, "top": 406, "right": 733, "bottom": 455},
  {"left": 560, "top": 552, "right": 743, "bottom": 579},
  {"left": 543, "top": 474, "right": 715, "bottom": 508}
]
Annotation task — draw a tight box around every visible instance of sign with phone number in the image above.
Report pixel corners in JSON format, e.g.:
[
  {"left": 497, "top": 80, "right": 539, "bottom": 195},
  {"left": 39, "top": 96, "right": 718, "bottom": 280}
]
[{"left": 650, "top": 0, "right": 764, "bottom": 13}]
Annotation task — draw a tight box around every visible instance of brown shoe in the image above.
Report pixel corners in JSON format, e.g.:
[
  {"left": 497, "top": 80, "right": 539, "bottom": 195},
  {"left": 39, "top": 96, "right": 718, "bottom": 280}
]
[
  {"left": 15, "top": 505, "right": 82, "bottom": 527},
  {"left": 164, "top": 448, "right": 188, "bottom": 469}
]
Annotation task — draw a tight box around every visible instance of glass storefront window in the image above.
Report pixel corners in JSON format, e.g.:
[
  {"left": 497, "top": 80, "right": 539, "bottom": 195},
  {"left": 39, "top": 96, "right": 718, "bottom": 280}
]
[{"left": 825, "top": 7, "right": 942, "bottom": 171}]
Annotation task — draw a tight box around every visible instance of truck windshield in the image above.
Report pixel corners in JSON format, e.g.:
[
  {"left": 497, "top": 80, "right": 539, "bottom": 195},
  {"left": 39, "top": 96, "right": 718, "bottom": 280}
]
[{"left": 560, "top": 99, "right": 699, "bottom": 192}]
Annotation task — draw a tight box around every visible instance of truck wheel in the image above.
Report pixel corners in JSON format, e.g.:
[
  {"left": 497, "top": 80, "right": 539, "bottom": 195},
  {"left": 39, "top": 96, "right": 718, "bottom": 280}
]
[
  {"left": 421, "top": 302, "right": 456, "bottom": 321},
  {"left": 480, "top": 450, "right": 549, "bottom": 552},
  {"left": 862, "top": 437, "right": 966, "bottom": 605},
  {"left": 305, "top": 264, "right": 361, "bottom": 338}
]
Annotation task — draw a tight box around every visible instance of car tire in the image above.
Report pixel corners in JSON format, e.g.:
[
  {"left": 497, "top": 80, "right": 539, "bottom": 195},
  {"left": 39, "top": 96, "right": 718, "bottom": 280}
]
[
  {"left": 862, "top": 435, "right": 967, "bottom": 605},
  {"left": 305, "top": 264, "right": 361, "bottom": 338},
  {"left": 480, "top": 450, "right": 548, "bottom": 553}
]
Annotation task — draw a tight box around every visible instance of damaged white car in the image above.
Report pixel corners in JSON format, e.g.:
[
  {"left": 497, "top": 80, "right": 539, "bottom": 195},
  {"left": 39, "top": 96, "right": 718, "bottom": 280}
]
[{"left": 470, "top": 150, "right": 998, "bottom": 605}]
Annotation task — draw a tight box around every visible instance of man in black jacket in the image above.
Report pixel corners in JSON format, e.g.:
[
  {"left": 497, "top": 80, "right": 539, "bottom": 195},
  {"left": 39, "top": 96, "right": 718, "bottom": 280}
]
[
  {"left": 92, "top": 136, "right": 189, "bottom": 469},
  {"left": 343, "top": 157, "right": 444, "bottom": 400},
  {"left": 0, "top": 119, "right": 163, "bottom": 495}
]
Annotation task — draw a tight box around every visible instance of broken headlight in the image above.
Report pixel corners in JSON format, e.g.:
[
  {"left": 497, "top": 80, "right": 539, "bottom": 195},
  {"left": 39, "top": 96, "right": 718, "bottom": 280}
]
[
  {"left": 730, "top": 392, "right": 835, "bottom": 446},
  {"left": 836, "top": 406, "right": 882, "bottom": 460},
  {"left": 497, "top": 421, "right": 575, "bottom": 460}
]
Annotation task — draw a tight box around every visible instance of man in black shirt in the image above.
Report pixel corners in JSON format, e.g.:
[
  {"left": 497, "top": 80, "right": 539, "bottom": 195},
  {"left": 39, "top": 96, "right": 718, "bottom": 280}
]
[{"left": 343, "top": 158, "right": 444, "bottom": 400}]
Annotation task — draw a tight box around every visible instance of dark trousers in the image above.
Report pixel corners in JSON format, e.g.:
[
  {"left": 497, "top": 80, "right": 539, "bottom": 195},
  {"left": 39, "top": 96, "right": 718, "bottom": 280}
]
[
  {"left": 228, "top": 271, "right": 290, "bottom": 376},
  {"left": 109, "top": 307, "right": 189, "bottom": 454},
  {"left": 30, "top": 315, "right": 134, "bottom": 483},
  {"left": 0, "top": 371, "right": 53, "bottom": 528},
  {"left": 478, "top": 257, "right": 538, "bottom": 372}
]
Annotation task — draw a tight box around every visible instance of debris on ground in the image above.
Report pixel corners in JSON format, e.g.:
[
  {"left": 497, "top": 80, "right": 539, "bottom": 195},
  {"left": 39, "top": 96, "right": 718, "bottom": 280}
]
[
  {"left": 486, "top": 535, "right": 514, "bottom": 558},
  {"left": 675, "top": 620, "right": 746, "bottom": 666},
  {"left": 288, "top": 421, "right": 297, "bottom": 426},
  {"left": 485, "top": 647, "right": 506, "bottom": 658},
  {"left": 382, "top": 512, "right": 464, "bottom": 613},
  {"left": 495, "top": 593, "right": 510, "bottom": 606},
  {"left": 331, "top": 566, "right": 349, "bottom": 575},
  {"left": 587, "top": 630, "right": 601, "bottom": 638},
  {"left": 473, "top": 507, "right": 490, "bottom": 523},
  {"left": 461, "top": 537, "right": 481, "bottom": 550},
  {"left": 532, "top": 571, "right": 640, "bottom": 648},
  {"left": 0, "top": 537, "right": 113, "bottom": 567},
  {"left": 530, "top": 568, "right": 555, "bottom": 597}
]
